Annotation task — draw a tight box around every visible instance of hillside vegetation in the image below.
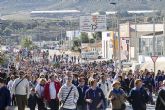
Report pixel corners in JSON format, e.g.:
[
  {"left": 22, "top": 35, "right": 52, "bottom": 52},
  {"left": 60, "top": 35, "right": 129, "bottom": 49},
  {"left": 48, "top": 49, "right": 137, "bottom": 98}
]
[{"left": 0, "top": 0, "right": 165, "bottom": 16}]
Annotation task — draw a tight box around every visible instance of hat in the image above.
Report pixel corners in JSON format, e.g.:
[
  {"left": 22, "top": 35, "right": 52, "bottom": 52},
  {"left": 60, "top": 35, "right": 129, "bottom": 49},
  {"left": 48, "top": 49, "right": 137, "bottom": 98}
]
[{"left": 112, "top": 81, "right": 120, "bottom": 87}]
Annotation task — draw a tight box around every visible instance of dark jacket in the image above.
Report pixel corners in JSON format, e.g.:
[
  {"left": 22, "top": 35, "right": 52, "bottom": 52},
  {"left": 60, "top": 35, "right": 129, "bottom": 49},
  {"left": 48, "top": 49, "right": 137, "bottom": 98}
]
[
  {"left": 85, "top": 87, "right": 106, "bottom": 110},
  {"left": 120, "top": 80, "right": 127, "bottom": 93},
  {"left": 156, "top": 89, "right": 165, "bottom": 110},
  {"left": 72, "top": 80, "right": 79, "bottom": 86},
  {"left": 77, "top": 85, "right": 89, "bottom": 106},
  {"left": 128, "top": 87, "right": 149, "bottom": 110},
  {"left": 0, "top": 86, "right": 11, "bottom": 109},
  {"left": 143, "top": 77, "right": 155, "bottom": 92},
  {"left": 28, "top": 94, "right": 37, "bottom": 109},
  {"left": 124, "top": 78, "right": 134, "bottom": 94},
  {"left": 155, "top": 75, "right": 164, "bottom": 83}
]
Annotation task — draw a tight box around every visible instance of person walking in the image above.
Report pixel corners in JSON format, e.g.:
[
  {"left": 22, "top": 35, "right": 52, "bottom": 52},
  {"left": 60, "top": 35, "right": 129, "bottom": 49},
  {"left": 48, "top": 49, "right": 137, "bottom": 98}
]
[
  {"left": 143, "top": 72, "right": 155, "bottom": 105},
  {"left": 97, "top": 73, "right": 111, "bottom": 109},
  {"left": 28, "top": 88, "right": 37, "bottom": 110},
  {"left": 155, "top": 80, "right": 165, "bottom": 110},
  {"left": 7, "top": 75, "right": 16, "bottom": 106},
  {"left": 77, "top": 77, "right": 89, "bottom": 110},
  {"left": 124, "top": 72, "right": 134, "bottom": 94},
  {"left": 35, "top": 78, "right": 46, "bottom": 110},
  {"left": 12, "top": 71, "right": 29, "bottom": 110},
  {"left": 85, "top": 79, "right": 106, "bottom": 110},
  {"left": 44, "top": 74, "right": 61, "bottom": 110},
  {"left": 0, "top": 77, "right": 11, "bottom": 110},
  {"left": 58, "top": 72, "right": 79, "bottom": 110},
  {"left": 128, "top": 79, "right": 149, "bottom": 110},
  {"left": 109, "top": 81, "right": 127, "bottom": 110}
]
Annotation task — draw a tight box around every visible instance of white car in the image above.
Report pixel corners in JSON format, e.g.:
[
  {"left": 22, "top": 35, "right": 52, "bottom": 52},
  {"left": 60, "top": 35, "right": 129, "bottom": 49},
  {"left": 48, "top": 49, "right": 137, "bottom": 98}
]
[{"left": 81, "top": 51, "right": 102, "bottom": 60}]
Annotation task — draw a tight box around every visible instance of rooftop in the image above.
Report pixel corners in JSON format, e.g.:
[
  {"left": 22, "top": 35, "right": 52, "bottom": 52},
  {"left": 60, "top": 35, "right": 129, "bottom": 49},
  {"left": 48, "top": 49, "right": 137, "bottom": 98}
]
[{"left": 31, "top": 10, "right": 81, "bottom": 14}]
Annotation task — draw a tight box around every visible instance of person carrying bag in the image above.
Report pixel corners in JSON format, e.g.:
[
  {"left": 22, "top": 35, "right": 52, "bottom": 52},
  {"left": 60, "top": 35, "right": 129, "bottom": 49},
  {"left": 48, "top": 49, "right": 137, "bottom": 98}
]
[
  {"left": 59, "top": 87, "right": 73, "bottom": 110},
  {"left": 58, "top": 72, "right": 79, "bottom": 110}
]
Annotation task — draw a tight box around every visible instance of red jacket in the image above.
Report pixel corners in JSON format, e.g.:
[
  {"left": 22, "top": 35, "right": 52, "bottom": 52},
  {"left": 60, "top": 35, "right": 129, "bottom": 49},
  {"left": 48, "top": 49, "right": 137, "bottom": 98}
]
[{"left": 44, "top": 81, "right": 61, "bottom": 102}]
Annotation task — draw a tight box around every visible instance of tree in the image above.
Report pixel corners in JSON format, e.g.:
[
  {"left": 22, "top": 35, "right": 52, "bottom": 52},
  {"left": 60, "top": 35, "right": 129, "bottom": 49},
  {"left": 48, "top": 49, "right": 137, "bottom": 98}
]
[
  {"left": 89, "top": 38, "right": 95, "bottom": 43},
  {"left": 92, "top": 32, "right": 102, "bottom": 41},
  {"left": 21, "top": 37, "right": 33, "bottom": 49},
  {"left": 73, "top": 38, "right": 81, "bottom": 47},
  {"left": 11, "top": 22, "right": 25, "bottom": 30},
  {"left": 72, "top": 37, "right": 81, "bottom": 52},
  {"left": 80, "top": 32, "right": 89, "bottom": 43},
  {"left": 3, "top": 27, "right": 12, "bottom": 36},
  {"left": 0, "top": 21, "right": 10, "bottom": 31}
]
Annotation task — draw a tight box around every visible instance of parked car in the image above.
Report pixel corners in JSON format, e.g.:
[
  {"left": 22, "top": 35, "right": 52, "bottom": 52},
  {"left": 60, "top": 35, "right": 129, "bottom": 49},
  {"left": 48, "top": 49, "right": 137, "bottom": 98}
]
[{"left": 81, "top": 51, "right": 102, "bottom": 60}]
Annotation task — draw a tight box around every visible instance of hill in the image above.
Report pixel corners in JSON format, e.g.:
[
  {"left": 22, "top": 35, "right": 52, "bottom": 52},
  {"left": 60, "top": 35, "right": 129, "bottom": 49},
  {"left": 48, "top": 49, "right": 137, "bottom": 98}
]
[{"left": 0, "top": 0, "right": 165, "bottom": 19}]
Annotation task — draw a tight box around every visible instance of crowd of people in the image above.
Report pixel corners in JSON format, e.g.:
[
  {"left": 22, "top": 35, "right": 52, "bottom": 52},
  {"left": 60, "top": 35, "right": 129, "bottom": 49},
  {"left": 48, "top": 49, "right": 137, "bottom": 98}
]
[{"left": 0, "top": 49, "right": 165, "bottom": 110}]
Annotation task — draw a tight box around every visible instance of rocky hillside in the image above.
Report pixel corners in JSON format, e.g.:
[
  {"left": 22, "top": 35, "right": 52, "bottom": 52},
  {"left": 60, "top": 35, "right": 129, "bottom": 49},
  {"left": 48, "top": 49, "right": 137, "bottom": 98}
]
[{"left": 0, "top": 0, "right": 165, "bottom": 16}]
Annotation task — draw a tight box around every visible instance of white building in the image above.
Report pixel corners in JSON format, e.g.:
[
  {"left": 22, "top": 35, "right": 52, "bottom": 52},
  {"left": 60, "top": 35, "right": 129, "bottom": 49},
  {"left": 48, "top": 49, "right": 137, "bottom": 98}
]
[
  {"left": 30, "top": 10, "right": 81, "bottom": 18},
  {"left": 66, "top": 30, "right": 81, "bottom": 40},
  {"left": 102, "top": 31, "right": 114, "bottom": 59},
  {"left": 119, "top": 23, "right": 165, "bottom": 60},
  {"left": 66, "top": 30, "right": 81, "bottom": 48}
]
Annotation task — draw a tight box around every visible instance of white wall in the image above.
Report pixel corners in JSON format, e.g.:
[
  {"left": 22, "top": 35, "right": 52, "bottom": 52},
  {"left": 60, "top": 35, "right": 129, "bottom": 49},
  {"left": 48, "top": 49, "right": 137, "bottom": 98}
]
[
  {"left": 66, "top": 30, "right": 81, "bottom": 40},
  {"left": 130, "top": 24, "right": 164, "bottom": 32},
  {"left": 102, "top": 31, "right": 113, "bottom": 59}
]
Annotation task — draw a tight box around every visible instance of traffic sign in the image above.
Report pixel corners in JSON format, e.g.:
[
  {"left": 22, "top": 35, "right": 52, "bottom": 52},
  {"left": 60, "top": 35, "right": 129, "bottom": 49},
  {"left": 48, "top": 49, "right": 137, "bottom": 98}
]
[
  {"left": 80, "top": 15, "right": 107, "bottom": 32},
  {"left": 151, "top": 56, "right": 158, "bottom": 63}
]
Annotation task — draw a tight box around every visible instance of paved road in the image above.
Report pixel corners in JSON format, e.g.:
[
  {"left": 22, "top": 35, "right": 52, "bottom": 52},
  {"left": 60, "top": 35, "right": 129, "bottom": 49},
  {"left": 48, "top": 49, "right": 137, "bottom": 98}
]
[
  {"left": 11, "top": 103, "right": 155, "bottom": 110},
  {"left": 119, "top": 102, "right": 155, "bottom": 110},
  {"left": 11, "top": 96, "right": 157, "bottom": 110}
]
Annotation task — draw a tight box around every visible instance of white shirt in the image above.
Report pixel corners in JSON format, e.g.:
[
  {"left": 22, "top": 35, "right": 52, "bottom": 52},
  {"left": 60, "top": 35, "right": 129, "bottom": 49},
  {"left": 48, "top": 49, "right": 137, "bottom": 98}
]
[
  {"left": 12, "top": 78, "right": 29, "bottom": 96},
  {"left": 49, "top": 82, "right": 56, "bottom": 99},
  {"left": 35, "top": 84, "right": 44, "bottom": 98},
  {"left": 97, "top": 80, "right": 111, "bottom": 98},
  {"left": 7, "top": 80, "right": 14, "bottom": 91}
]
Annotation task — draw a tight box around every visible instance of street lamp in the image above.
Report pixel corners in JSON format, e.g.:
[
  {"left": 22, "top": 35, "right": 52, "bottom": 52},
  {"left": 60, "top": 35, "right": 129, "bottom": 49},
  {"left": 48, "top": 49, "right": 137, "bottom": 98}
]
[
  {"left": 110, "top": 2, "right": 122, "bottom": 69},
  {"left": 153, "top": 15, "right": 156, "bottom": 56}
]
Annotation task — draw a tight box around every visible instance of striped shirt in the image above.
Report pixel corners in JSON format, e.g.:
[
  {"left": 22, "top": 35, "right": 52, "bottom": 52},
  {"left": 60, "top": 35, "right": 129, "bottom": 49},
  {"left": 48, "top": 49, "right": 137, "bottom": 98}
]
[{"left": 58, "top": 84, "right": 79, "bottom": 109}]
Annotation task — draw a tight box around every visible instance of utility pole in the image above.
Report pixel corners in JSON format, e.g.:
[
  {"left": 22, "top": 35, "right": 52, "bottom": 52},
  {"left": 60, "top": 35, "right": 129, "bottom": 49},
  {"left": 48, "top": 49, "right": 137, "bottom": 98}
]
[
  {"left": 163, "top": 17, "right": 165, "bottom": 56},
  {"left": 135, "top": 13, "right": 138, "bottom": 61},
  {"left": 113, "top": 14, "right": 116, "bottom": 62},
  {"left": 110, "top": 2, "right": 121, "bottom": 69},
  {"left": 117, "top": 14, "right": 121, "bottom": 69},
  {"left": 153, "top": 15, "right": 156, "bottom": 55},
  {"left": 152, "top": 12, "right": 157, "bottom": 74}
]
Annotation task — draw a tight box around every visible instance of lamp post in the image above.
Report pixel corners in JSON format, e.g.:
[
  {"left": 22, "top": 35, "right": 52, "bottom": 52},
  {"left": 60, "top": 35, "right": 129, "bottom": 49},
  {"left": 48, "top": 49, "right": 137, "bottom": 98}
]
[
  {"left": 135, "top": 13, "right": 138, "bottom": 61},
  {"left": 163, "top": 16, "right": 165, "bottom": 56},
  {"left": 110, "top": 2, "right": 121, "bottom": 69},
  {"left": 153, "top": 14, "right": 156, "bottom": 56}
]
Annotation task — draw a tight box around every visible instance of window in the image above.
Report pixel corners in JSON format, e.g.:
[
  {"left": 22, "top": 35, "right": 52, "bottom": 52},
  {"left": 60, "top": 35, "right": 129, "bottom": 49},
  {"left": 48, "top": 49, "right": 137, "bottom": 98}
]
[{"left": 140, "top": 36, "right": 164, "bottom": 56}]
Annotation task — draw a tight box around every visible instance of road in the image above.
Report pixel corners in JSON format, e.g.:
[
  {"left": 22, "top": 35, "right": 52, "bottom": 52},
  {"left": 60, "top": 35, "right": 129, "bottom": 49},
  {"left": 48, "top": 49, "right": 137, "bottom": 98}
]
[
  {"left": 11, "top": 93, "right": 157, "bottom": 110},
  {"left": 11, "top": 103, "right": 156, "bottom": 110},
  {"left": 113, "top": 102, "right": 155, "bottom": 110}
]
